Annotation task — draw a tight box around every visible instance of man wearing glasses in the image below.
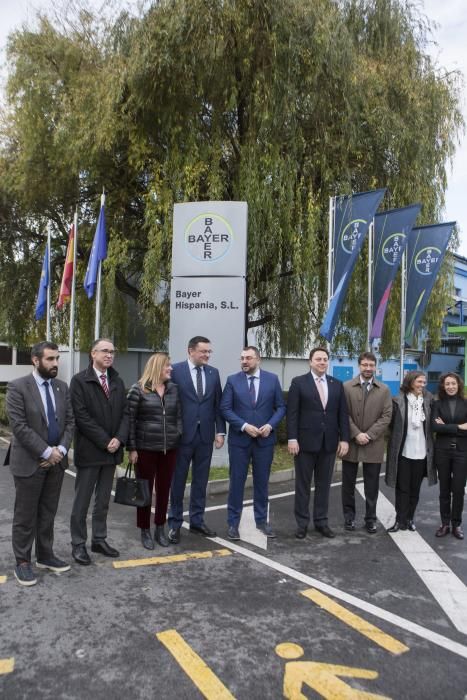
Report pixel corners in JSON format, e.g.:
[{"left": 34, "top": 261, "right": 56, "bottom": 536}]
[
  {"left": 69, "top": 338, "right": 129, "bottom": 564},
  {"left": 342, "top": 351, "right": 392, "bottom": 533},
  {"left": 168, "top": 336, "right": 225, "bottom": 543}
]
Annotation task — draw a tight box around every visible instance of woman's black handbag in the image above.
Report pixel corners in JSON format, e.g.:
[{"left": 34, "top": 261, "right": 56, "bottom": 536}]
[{"left": 114, "top": 463, "right": 151, "bottom": 507}]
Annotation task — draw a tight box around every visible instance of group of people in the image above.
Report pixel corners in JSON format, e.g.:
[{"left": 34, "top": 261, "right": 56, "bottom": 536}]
[{"left": 5, "top": 338, "right": 466, "bottom": 588}]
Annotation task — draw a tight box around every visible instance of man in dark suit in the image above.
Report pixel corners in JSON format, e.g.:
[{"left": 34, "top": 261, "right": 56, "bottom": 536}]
[
  {"left": 287, "top": 347, "right": 350, "bottom": 539},
  {"left": 6, "top": 341, "right": 74, "bottom": 586},
  {"left": 168, "top": 336, "right": 225, "bottom": 543},
  {"left": 220, "top": 346, "right": 286, "bottom": 540},
  {"left": 69, "top": 338, "right": 129, "bottom": 565}
]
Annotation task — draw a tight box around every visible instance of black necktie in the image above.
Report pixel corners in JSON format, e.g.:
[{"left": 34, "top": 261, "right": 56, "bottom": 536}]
[
  {"left": 249, "top": 376, "right": 256, "bottom": 406},
  {"left": 196, "top": 366, "right": 203, "bottom": 401},
  {"left": 44, "top": 381, "right": 60, "bottom": 446}
]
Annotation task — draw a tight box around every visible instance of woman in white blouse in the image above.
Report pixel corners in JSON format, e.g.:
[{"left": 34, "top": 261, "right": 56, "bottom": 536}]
[{"left": 385, "top": 371, "right": 436, "bottom": 532}]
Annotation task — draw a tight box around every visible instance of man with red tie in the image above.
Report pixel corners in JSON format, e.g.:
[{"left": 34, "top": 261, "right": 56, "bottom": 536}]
[
  {"left": 69, "top": 338, "right": 129, "bottom": 565},
  {"left": 287, "top": 347, "right": 350, "bottom": 539}
]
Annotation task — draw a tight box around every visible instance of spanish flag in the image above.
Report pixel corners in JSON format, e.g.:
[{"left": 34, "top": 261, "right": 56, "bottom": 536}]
[{"left": 56, "top": 224, "right": 74, "bottom": 309}]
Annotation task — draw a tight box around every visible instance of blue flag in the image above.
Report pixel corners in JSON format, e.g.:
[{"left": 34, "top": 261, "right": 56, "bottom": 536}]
[
  {"left": 370, "top": 204, "right": 421, "bottom": 340},
  {"left": 405, "top": 222, "right": 455, "bottom": 344},
  {"left": 84, "top": 196, "right": 107, "bottom": 299},
  {"left": 35, "top": 243, "right": 49, "bottom": 321},
  {"left": 320, "top": 188, "right": 386, "bottom": 341}
]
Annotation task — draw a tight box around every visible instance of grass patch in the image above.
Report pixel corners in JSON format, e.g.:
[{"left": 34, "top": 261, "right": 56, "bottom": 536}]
[{"left": 202, "top": 444, "right": 294, "bottom": 482}]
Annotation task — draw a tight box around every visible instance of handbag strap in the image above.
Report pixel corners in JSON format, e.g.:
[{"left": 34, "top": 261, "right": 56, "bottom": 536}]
[{"left": 124, "top": 462, "right": 133, "bottom": 478}]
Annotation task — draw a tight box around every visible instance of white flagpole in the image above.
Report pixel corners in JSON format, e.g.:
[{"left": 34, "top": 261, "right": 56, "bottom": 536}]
[
  {"left": 94, "top": 191, "right": 105, "bottom": 339},
  {"left": 367, "top": 219, "right": 374, "bottom": 351},
  {"left": 399, "top": 250, "right": 407, "bottom": 384},
  {"left": 327, "top": 196, "right": 335, "bottom": 306},
  {"left": 46, "top": 223, "right": 51, "bottom": 341},
  {"left": 68, "top": 210, "right": 78, "bottom": 385}
]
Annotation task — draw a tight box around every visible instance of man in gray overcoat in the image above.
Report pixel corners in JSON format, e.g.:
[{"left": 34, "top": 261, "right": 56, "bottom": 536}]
[
  {"left": 6, "top": 341, "right": 74, "bottom": 586},
  {"left": 342, "top": 352, "right": 392, "bottom": 533}
]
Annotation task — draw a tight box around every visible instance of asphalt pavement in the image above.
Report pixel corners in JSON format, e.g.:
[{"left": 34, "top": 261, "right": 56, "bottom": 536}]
[{"left": 0, "top": 439, "right": 466, "bottom": 699}]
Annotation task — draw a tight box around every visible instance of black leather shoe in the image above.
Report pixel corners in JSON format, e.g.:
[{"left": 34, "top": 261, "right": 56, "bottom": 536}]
[
  {"left": 315, "top": 525, "right": 335, "bottom": 538},
  {"left": 72, "top": 544, "right": 91, "bottom": 566},
  {"left": 435, "top": 524, "right": 450, "bottom": 537},
  {"left": 227, "top": 526, "right": 240, "bottom": 540},
  {"left": 168, "top": 528, "right": 180, "bottom": 544},
  {"left": 295, "top": 527, "right": 307, "bottom": 539},
  {"left": 189, "top": 523, "right": 217, "bottom": 537},
  {"left": 141, "top": 529, "right": 154, "bottom": 550},
  {"left": 407, "top": 520, "right": 416, "bottom": 532},
  {"left": 154, "top": 525, "right": 169, "bottom": 547},
  {"left": 387, "top": 522, "right": 407, "bottom": 533},
  {"left": 91, "top": 541, "right": 119, "bottom": 557},
  {"left": 344, "top": 520, "right": 355, "bottom": 531},
  {"left": 256, "top": 522, "right": 277, "bottom": 538},
  {"left": 365, "top": 521, "right": 377, "bottom": 534},
  {"left": 452, "top": 526, "right": 464, "bottom": 540}
]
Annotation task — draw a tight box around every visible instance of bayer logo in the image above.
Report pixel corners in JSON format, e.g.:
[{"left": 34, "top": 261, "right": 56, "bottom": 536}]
[{"left": 184, "top": 213, "right": 233, "bottom": 262}]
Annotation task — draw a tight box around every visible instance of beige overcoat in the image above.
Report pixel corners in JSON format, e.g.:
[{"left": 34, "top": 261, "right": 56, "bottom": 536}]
[{"left": 343, "top": 376, "right": 393, "bottom": 463}]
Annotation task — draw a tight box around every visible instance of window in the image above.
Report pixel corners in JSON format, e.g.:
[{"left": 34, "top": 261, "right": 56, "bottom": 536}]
[
  {"left": 16, "top": 348, "right": 32, "bottom": 365},
  {"left": 428, "top": 371, "right": 441, "bottom": 382},
  {"left": 0, "top": 346, "right": 13, "bottom": 365}
]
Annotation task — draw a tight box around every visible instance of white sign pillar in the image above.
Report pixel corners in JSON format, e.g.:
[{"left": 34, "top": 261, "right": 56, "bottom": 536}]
[{"left": 169, "top": 201, "right": 248, "bottom": 466}]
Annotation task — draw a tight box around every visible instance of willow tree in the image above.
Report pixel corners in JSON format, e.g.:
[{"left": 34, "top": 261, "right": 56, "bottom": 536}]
[{"left": 0, "top": 0, "right": 462, "bottom": 354}]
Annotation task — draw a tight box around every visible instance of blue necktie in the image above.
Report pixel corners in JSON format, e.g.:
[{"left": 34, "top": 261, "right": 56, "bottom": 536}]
[
  {"left": 249, "top": 376, "right": 256, "bottom": 406},
  {"left": 196, "top": 366, "right": 203, "bottom": 401},
  {"left": 44, "top": 381, "right": 60, "bottom": 446}
]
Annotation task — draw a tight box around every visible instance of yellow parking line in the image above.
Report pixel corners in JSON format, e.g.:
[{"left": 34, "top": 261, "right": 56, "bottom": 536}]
[
  {"left": 0, "top": 658, "right": 14, "bottom": 675},
  {"left": 301, "top": 588, "right": 409, "bottom": 655},
  {"left": 113, "top": 548, "right": 232, "bottom": 569},
  {"left": 0, "top": 576, "right": 6, "bottom": 584},
  {"left": 157, "top": 630, "right": 235, "bottom": 699}
]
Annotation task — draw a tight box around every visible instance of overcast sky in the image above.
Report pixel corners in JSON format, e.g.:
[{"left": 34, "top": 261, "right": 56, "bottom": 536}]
[{"left": 1, "top": 0, "right": 466, "bottom": 253}]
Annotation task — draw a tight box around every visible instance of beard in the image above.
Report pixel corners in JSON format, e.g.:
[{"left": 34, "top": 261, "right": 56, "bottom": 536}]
[{"left": 36, "top": 361, "right": 58, "bottom": 380}]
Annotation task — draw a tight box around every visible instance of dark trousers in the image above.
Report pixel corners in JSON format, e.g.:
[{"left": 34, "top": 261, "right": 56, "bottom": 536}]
[
  {"left": 168, "top": 428, "right": 213, "bottom": 529},
  {"left": 136, "top": 449, "right": 177, "bottom": 528},
  {"left": 342, "top": 461, "right": 381, "bottom": 523},
  {"left": 12, "top": 463, "right": 65, "bottom": 563},
  {"left": 70, "top": 464, "right": 115, "bottom": 546},
  {"left": 395, "top": 456, "right": 426, "bottom": 525},
  {"left": 435, "top": 447, "right": 467, "bottom": 526},
  {"left": 294, "top": 449, "right": 336, "bottom": 528},
  {"left": 227, "top": 441, "right": 274, "bottom": 526}
]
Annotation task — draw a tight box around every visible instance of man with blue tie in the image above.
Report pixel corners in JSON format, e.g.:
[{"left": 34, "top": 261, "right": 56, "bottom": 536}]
[
  {"left": 168, "top": 336, "right": 225, "bottom": 543},
  {"left": 6, "top": 341, "right": 74, "bottom": 586},
  {"left": 221, "top": 346, "right": 286, "bottom": 540},
  {"left": 287, "top": 347, "right": 350, "bottom": 539}
]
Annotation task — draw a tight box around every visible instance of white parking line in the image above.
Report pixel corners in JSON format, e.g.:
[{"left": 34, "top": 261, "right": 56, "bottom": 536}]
[{"left": 368, "top": 487, "right": 467, "bottom": 635}]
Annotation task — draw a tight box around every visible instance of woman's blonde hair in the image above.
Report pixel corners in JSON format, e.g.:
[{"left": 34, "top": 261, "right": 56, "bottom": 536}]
[{"left": 139, "top": 352, "right": 170, "bottom": 391}]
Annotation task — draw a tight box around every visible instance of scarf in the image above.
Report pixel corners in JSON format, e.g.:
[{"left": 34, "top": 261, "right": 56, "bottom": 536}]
[{"left": 407, "top": 392, "right": 425, "bottom": 428}]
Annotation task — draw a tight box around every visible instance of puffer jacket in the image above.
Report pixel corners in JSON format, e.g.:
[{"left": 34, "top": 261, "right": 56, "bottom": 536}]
[{"left": 127, "top": 381, "right": 182, "bottom": 453}]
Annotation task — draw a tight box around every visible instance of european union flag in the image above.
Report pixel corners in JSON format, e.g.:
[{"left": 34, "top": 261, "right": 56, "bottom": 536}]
[
  {"left": 84, "top": 197, "right": 107, "bottom": 299},
  {"left": 35, "top": 243, "right": 49, "bottom": 320}
]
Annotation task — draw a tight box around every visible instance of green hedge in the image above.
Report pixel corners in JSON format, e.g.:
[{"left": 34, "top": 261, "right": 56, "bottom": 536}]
[{"left": 0, "top": 394, "right": 8, "bottom": 426}]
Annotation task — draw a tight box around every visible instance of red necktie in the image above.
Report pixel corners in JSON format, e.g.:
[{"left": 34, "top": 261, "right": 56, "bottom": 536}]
[{"left": 100, "top": 373, "right": 110, "bottom": 399}]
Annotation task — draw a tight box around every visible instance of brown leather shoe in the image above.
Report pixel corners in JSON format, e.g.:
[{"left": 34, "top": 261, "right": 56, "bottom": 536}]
[
  {"left": 435, "top": 525, "right": 450, "bottom": 538},
  {"left": 452, "top": 526, "right": 464, "bottom": 540}
]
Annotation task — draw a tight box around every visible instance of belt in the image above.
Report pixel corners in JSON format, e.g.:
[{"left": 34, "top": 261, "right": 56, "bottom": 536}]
[{"left": 449, "top": 442, "right": 457, "bottom": 449}]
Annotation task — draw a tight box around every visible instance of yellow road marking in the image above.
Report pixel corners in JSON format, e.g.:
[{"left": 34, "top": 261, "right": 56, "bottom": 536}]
[
  {"left": 113, "top": 548, "right": 232, "bottom": 569},
  {"left": 157, "top": 629, "right": 235, "bottom": 699},
  {"left": 0, "top": 576, "right": 6, "bottom": 584},
  {"left": 301, "top": 588, "right": 409, "bottom": 655},
  {"left": 0, "top": 658, "right": 14, "bottom": 675}
]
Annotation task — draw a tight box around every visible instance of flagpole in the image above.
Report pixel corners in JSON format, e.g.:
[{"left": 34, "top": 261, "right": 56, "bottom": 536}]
[
  {"left": 68, "top": 210, "right": 78, "bottom": 385},
  {"left": 94, "top": 191, "right": 105, "bottom": 339},
  {"left": 399, "top": 250, "right": 407, "bottom": 385},
  {"left": 46, "top": 223, "right": 51, "bottom": 341},
  {"left": 326, "top": 196, "right": 335, "bottom": 350},
  {"left": 367, "top": 219, "right": 374, "bottom": 351}
]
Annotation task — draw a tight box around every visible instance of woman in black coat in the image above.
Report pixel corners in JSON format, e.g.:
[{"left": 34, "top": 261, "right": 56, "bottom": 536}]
[
  {"left": 127, "top": 353, "right": 182, "bottom": 549},
  {"left": 431, "top": 372, "right": 467, "bottom": 540}
]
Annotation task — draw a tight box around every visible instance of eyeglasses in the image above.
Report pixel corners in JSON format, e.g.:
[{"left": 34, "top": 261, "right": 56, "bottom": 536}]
[
  {"left": 197, "top": 350, "right": 213, "bottom": 355},
  {"left": 96, "top": 349, "right": 115, "bottom": 355}
]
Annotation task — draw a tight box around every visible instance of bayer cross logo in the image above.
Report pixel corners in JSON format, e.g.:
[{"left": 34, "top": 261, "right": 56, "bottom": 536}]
[
  {"left": 382, "top": 232, "right": 406, "bottom": 265},
  {"left": 415, "top": 246, "right": 441, "bottom": 275},
  {"left": 340, "top": 218, "right": 366, "bottom": 254},
  {"left": 184, "top": 213, "right": 233, "bottom": 262}
]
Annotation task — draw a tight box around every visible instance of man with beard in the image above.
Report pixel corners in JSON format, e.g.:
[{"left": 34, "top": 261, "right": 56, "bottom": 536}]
[{"left": 6, "top": 341, "right": 74, "bottom": 586}]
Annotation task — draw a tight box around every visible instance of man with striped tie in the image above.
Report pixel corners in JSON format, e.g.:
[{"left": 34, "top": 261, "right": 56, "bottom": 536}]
[{"left": 69, "top": 338, "right": 129, "bottom": 565}]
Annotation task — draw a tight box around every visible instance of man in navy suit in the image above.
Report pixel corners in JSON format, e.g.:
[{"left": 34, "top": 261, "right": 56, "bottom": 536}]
[
  {"left": 168, "top": 336, "right": 225, "bottom": 543},
  {"left": 287, "top": 347, "right": 350, "bottom": 539},
  {"left": 220, "top": 346, "right": 286, "bottom": 540}
]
